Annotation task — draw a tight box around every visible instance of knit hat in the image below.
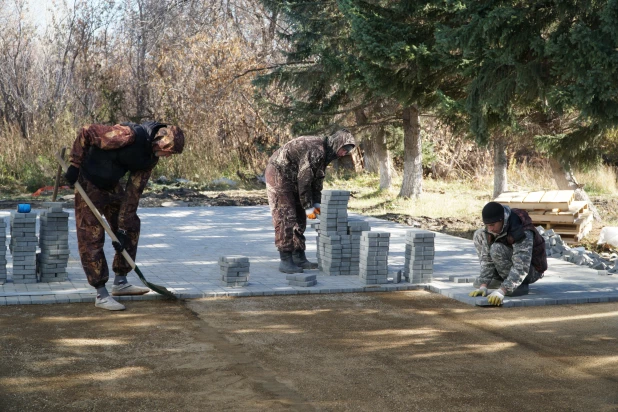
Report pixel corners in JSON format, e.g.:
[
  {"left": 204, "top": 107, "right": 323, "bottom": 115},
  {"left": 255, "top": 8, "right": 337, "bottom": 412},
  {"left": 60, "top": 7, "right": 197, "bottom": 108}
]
[{"left": 482, "top": 202, "right": 505, "bottom": 224}]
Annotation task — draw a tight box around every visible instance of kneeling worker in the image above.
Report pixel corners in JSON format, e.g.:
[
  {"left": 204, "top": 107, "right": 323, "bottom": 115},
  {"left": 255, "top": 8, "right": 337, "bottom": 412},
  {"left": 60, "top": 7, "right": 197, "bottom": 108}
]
[
  {"left": 469, "top": 201, "right": 547, "bottom": 306},
  {"left": 65, "top": 121, "right": 184, "bottom": 311}
]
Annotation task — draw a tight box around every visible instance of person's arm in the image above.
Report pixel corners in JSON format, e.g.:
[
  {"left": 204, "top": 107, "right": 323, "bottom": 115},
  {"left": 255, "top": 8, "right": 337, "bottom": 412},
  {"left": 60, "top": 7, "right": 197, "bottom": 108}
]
[
  {"left": 476, "top": 235, "right": 498, "bottom": 287},
  {"left": 118, "top": 167, "right": 155, "bottom": 230},
  {"left": 500, "top": 230, "right": 534, "bottom": 293},
  {"left": 310, "top": 167, "right": 325, "bottom": 206},
  {"left": 297, "top": 152, "right": 321, "bottom": 209},
  {"left": 69, "top": 124, "right": 134, "bottom": 168}
]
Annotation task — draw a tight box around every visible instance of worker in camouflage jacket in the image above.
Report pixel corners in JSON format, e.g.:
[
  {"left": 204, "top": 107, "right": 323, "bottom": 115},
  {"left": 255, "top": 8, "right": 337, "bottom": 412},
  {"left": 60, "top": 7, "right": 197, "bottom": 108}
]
[
  {"left": 265, "top": 129, "right": 356, "bottom": 274},
  {"left": 469, "top": 201, "right": 547, "bottom": 306},
  {"left": 65, "top": 121, "right": 184, "bottom": 311}
]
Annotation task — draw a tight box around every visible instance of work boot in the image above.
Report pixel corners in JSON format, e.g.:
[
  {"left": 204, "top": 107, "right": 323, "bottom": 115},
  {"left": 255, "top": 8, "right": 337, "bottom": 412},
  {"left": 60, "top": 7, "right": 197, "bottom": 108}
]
[
  {"left": 292, "top": 250, "right": 318, "bottom": 270},
  {"left": 95, "top": 296, "right": 126, "bottom": 311},
  {"left": 112, "top": 284, "right": 151, "bottom": 296},
  {"left": 510, "top": 283, "right": 529, "bottom": 297},
  {"left": 279, "top": 251, "right": 304, "bottom": 274}
]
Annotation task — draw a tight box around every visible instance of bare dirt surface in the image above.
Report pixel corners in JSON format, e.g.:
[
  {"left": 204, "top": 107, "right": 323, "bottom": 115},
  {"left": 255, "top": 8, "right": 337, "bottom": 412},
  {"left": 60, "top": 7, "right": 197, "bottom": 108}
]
[
  {"left": 0, "top": 187, "right": 269, "bottom": 210},
  {"left": 373, "top": 213, "right": 478, "bottom": 240},
  {"left": 2, "top": 292, "right": 617, "bottom": 411}
]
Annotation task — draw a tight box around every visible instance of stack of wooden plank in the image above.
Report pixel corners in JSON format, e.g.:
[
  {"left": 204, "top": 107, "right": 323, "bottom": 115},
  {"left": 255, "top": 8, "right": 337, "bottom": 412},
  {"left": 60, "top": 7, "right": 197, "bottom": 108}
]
[{"left": 493, "top": 190, "right": 593, "bottom": 243}]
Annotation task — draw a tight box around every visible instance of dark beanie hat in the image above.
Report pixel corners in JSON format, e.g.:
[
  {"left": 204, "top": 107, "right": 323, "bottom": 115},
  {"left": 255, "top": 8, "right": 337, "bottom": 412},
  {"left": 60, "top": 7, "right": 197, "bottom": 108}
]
[{"left": 482, "top": 202, "right": 504, "bottom": 224}]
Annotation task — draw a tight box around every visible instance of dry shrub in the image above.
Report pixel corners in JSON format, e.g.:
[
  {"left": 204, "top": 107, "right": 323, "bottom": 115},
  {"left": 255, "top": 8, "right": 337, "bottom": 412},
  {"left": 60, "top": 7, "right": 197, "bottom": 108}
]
[{"left": 575, "top": 165, "right": 618, "bottom": 195}]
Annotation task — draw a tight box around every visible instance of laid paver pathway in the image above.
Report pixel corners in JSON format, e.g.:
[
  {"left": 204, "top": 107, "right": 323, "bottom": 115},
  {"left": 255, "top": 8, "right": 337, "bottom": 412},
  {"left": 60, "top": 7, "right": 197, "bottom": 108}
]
[{"left": 0, "top": 206, "right": 616, "bottom": 307}]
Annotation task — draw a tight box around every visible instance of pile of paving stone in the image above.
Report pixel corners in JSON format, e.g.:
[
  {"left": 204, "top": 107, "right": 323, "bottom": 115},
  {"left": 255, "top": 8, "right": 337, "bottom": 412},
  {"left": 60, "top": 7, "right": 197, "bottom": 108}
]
[
  {"left": 9, "top": 211, "right": 38, "bottom": 283},
  {"left": 37, "top": 202, "right": 70, "bottom": 282},
  {"left": 402, "top": 230, "right": 436, "bottom": 284},
  {"left": 313, "top": 190, "right": 371, "bottom": 276},
  {"left": 219, "top": 256, "right": 250, "bottom": 287},
  {"left": 0, "top": 218, "right": 6, "bottom": 284},
  {"left": 359, "top": 232, "right": 390, "bottom": 284},
  {"left": 286, "top": 273, "right": 317, "bottom": 287},
  {"left": 538, "top": 226, "right": 618, "bottom": 274}
]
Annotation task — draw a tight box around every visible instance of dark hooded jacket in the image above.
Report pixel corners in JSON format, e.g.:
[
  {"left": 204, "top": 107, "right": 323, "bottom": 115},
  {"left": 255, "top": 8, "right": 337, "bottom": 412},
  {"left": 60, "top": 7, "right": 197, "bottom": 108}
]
[
  {"left": 70, "top": 121, "right": 184, "bottom": 191},
  {"left": 487, "top": 206, "right": 548, "bottom": 274},
  {"left": 268, "top": 129, "right": 356, "bottom": 209}
]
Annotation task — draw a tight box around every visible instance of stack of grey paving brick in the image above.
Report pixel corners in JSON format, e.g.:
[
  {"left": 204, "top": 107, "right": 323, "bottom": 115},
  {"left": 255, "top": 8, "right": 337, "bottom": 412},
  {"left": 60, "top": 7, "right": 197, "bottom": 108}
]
[
  {"left": 37, "top": 202, "right": 70, "bottom": 282},
  {"left": 9, "top": 211, "right": 38, "bottom": 284},
  {"left": 286, "top": 273, "right": 317, "bottom": 287},
  {"left": 0, "top": 217, "right": 6, "bottom": 284},
  {"left": 347, "top": 219, "right": 370, "bottom": 276},
  {"left": 219, "top": 256, "right": 250, "bottom": 287},
  {"left": 315, "top": 190, "right": 352, "bottom": 275},
  {"left": 359, "top": 232, "right": 390, "bottom": 284},
  {"left": 402, "top": 230, "right": 436, "bottom": 284},
  {"left": 538, "top": 226, "right": 618, "bottom": 275}
]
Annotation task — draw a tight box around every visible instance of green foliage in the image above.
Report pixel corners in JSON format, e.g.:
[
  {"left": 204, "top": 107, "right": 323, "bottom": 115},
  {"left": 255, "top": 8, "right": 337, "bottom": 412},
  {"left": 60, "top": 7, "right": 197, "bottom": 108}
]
[
  {"left": 437, "top": 0, "right": 618, "bottom": 166},
  {"left": 21, "top": 156, "right": 55, "bottom": 192}
]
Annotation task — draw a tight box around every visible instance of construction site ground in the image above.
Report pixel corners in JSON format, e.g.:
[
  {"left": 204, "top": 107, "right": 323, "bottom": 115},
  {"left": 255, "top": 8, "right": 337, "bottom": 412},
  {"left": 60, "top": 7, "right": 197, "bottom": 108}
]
[
  {"left": 2, "top": 290, "right": 617, "bottom": 411},
  {"left": 1, "top": 200, "right": 617, "bottom": 410}
]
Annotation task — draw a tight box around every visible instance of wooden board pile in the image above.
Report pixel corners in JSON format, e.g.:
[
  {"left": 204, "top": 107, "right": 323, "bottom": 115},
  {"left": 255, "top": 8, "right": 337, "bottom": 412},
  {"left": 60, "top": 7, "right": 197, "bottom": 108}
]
[{"left": 494, "top": 190, "right": 593, "bottom": 243}]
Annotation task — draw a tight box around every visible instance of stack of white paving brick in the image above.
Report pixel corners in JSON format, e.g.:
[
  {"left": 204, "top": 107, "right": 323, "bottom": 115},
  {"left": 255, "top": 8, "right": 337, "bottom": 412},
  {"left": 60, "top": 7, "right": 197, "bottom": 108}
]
[
  {"left": 286, "top": 273, "right": 317, "bottom": 287},
  {"left": 402, "top": 230, "right": 436, "bottom": 284},
  {"left": 359, "top": 232, "right": 390, "bottom": 284},
  {"left": 10, "top": 211, "right": 38, "bottom": 283},
  {"left": 37, "top": 202, "right": 70, "bottom": 282},
  {"left": 315, "top": 190, "right": 352, "bottom": 275},
  {"left": 219, "top": 256, "right": 250, "bottom": 286}
]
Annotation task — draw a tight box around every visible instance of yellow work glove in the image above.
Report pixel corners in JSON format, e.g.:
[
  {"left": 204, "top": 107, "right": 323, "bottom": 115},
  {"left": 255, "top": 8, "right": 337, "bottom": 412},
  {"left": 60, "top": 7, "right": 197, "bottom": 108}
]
[
  {"left": 487, "top": 289, "right": 505, "bottom": 306},
  {"left": 469, "top": 286, "right": 487, "bottom": 297},
  {"left": 305, "top": 207, "right": 317, "bottom": 220}
]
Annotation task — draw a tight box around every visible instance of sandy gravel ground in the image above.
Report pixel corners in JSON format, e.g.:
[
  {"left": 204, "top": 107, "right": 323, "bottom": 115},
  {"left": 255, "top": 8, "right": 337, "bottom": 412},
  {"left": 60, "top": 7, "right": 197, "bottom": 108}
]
[{"left": 1, "top": 291, "right": 617, "bottom": 411}]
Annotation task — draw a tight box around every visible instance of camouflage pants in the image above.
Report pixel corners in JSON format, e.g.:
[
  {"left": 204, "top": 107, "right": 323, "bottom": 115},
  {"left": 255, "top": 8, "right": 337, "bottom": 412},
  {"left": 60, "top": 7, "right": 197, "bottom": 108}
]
[
  {"left": 75, "top": 175, "right": 140, "bottom": 288},
  {"left": 473, "top": 229, "right": 542, "bottom": 289},
  {"left": 265, "top": 163, "right": 306, "bottom": 252}
]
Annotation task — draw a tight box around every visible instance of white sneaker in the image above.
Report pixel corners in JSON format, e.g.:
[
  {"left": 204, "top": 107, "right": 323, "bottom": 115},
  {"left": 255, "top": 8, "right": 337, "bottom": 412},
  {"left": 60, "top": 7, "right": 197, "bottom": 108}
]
[
  {"left": 111, "top": 283, "right": 151, "bottom": 296},
  {"left": 95, "top": 296, "right": 126, "bottom": 311}
]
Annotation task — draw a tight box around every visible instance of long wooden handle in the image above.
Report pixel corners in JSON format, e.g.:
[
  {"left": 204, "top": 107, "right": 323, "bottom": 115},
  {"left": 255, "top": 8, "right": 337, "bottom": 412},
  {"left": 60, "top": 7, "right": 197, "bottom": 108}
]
[
  {"left": 55, "top": 150, "right": 136, "bottom": 270},
  {"left": 52, "top": 147, "right": 66, "bottom": 202}
]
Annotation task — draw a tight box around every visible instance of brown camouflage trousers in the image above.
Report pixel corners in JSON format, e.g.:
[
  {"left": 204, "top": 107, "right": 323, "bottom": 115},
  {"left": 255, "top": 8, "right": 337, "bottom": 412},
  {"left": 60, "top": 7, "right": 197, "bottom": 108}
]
[
  {"left": 265, "top": 163, "right": 307, "bottom": 252},
  {"left": 75, "top": 175, "right": 140, "bottom": 288}
]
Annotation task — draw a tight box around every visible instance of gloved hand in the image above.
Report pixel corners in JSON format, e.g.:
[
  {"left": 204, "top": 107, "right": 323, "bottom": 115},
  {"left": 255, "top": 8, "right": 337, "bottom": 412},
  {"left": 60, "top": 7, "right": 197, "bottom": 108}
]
[
  {"left": 64, "top": 165, "right": 80, "bottom": 186},
  {"left": 112, "top": 229, "right": 129, "bottom": 253},
  {"left": 313, "top": 203, "right": 321, "bottom": 215},
  {"left": 305, "top": 207, "right": 317, "bottom": 219},
  {"left": 469, "top": 286, "right": 488, "bottom": 297},
  {"left": 487, "top": 289, "right": 505, "bottom": 306}
]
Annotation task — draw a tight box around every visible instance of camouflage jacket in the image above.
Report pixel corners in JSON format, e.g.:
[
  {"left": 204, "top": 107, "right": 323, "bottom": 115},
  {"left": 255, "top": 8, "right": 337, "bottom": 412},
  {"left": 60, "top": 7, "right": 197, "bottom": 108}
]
[
  {"left": 69, "top": 124, "right": 154, "bottom": 228},
  {"left": 267, "top": 130, "right": 356, "bottom": 209},
  {"left": 478, "top": 206, "right": 546, "bottom": 292}
]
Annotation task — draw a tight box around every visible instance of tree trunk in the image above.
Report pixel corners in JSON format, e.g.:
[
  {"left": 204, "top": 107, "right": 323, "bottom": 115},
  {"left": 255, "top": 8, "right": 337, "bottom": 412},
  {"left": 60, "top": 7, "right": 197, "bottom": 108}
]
[
  {"left": 399, "top": 105, "right": 422, "bottom": 198},
  {"left": 493, "top": 135, "right": 508, "bottom": 199},
  {"left": 362, "top": 138, "right": 379, "bottom": 173},
  {"left": 375, "top": 126, "right": 393, "bottom": 190},
  {"left": 549, "top": 157, "right": 601, "bottom": 221}
]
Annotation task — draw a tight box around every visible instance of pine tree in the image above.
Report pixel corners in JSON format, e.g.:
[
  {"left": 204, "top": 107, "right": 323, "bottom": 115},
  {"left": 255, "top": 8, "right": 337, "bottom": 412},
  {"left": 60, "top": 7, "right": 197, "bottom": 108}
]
[{"left": 256, "top": 0, "right": 464, "bottom": 198}]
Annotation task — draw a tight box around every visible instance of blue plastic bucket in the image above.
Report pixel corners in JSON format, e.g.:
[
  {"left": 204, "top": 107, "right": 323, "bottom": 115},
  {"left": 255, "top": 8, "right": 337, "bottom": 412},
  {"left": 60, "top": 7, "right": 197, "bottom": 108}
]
[{"left": 17, "top": 203, "right": 31, "bottom": 213}]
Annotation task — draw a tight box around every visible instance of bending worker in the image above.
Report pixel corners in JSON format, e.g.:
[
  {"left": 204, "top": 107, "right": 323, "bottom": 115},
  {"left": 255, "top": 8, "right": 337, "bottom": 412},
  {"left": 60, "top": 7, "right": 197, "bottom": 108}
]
[
  {"left": 469, "top": 201, "right": 547, "bottom": 306},
  {"left": 65, "top": 121, "right": 185, "bottom": 311},
  {"left": 265, "top": 129, "right": 356, "bottom": 274}
]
